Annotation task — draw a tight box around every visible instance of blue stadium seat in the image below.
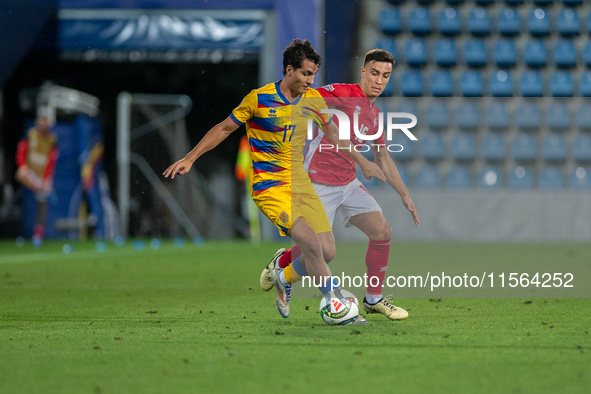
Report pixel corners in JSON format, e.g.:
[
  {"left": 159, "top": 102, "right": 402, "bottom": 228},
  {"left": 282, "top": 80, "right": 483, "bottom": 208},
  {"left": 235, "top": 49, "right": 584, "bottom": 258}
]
[
  {"left": 505, "top": 0, "right": 523, "bottom": 4},
  {"left": 569, "top": 166, "right": 591, "bottom": 190},
  {"left": 550, "top": 71, "right": 573, "bottom": 97},
  {"left": 577, "top": 104, "right": 591, "bottom": 130},
  {"left": 391, "top": 132, "right": 415, "bottom": 161},
  {"left": 563, "top": 0, "right": 583, "bottom": 5},
  {"left": 508, "top": 166, "right": 534, "bottom": 189},
  {"left": 456, "top": 102, "right": 480, "bottom": 130},
  {"left": 528, "top": 8, "right": 551, "bottom": 36},
  {"left": 520, "top": 71, "right": 543, "bottom": 97},
  {"left": 380, "top": 7, "right": 402, "bottom": 34},
  {"left": 587, "top": 12, "right": 591, "bottom": 34},
  {"left": 385, "top": 0, "right": 405, "bottom": 3},
  {"left": 494, "top": 39, "right": 517, "bottom": 67},
  {"left": 405, "top": 38, "right": 427, "bottom": 66},
  {"left": 410, "top": 7, "right": 432, "bottom": 35},
  {"left": 438, "top": 8, "right": 461, "bottom": 35},
  {"left": 542, "top": 134, "right": 567, "bottom": 162},
  {"left": 468, "top": 8, "right": 491, "bottom": 35},
  {"left": 490, "top": 70, "right": 513, "bottom": 97},
  {"left": 498, "top": 8, "right": 521, "bottom": 36},
  {"left": 417, "top": 0, "right": 435, "bottom": 4},
  {"left": 420, "top": 131, "right": 445, "bottom": 161},
  {"left": 554, "top": 40, "right": 577, "bottom": 67},
  {"left": 539, "top": 167, "right": 564, "bottom": 190},
  {"left": 524, "top": 40, "right": 547, "bottom": 67},
  {"left": 434, "top": 38, "right": 457, "bottom": 66},
  {"left": 446, "top": 0, "right": 464, "bottom": 4},
  {"left": 460, "top": 70, "right": 483, "bottom": 97},
  {"left": 583, "top": 42, "right": 591, "bottom": 66},
  {"left": 512, "top": 133, "right": 537, "bottom": 162},
  {"left": 478, "top": 166, "right": 503, "bottom": 189},
  {"left": 516, "top": 102, "right": 540, "bottom": 130},
  {"left": 475, "top": 0, "right": 494, "bottom": 5},
  {"left": 375, "top": 38, "right": 396, "bottom": 58},
  {"left": 557, "top": 9, "right": 580, "bottom": 36},
  {"left": 481, "top": 133, "right": 505, "bottom": 161},
  {"left": 580, "top": 72, "right": 591, "bottom": 97},
  {"left": 546, "top": 103, "right": 570, "bottom": 130},
  {"left": 464, "top": 39, "right": 487, "bottom": 67},
  {"left": 401, "top": 70, "right": 423, "bottom": 96},
  {"left": 573, "top": 134, "right": 591, "bottom": 161},
  {"left": 416, "top": 165, "right": 441, "bottom": 189},
  {"left": 533, "top": 0, "right": 552, "bottom": 4},
  {"left": 447, "top": 165, "right": 472, "bottom": 189},
  {"left": 486, "top": 102, "right": 509, "bottom": 130},
  {"left": 426, "top": 101, "right": 450, "bottom": 128},
  {"left": 430, "top": 71, "right": 453, "bottom": 97},
  {"left": 451, "top": 133, "right": 475, "bottom": 161}
]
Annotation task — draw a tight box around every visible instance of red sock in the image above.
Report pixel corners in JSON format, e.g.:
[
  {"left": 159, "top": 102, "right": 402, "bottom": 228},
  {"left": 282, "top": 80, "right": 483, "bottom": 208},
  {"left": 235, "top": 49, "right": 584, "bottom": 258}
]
[
  {"left": 277, "top": 245, "right": 302, "bottom": 268},
  {"left": 365, "top": 239, "right": 390, "bottom": 295}
]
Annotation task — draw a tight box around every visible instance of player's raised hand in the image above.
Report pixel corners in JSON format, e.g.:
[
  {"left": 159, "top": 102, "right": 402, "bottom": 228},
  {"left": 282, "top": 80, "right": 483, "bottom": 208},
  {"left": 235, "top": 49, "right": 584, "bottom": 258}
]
[
  {"left": 402, "top": 195, "right": 420, "bottom": 226},
  {"left": 163, "top": 158, "right": 193, "bottom": 179},
  {"left": 360, "top": 161, "right": 387, "bottom": 183}
]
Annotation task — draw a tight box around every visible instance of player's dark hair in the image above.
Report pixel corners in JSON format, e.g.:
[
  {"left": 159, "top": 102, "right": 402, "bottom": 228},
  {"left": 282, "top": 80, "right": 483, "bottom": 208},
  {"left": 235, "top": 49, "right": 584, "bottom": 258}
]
[
  {"left": 363, "top": 49, "right": 395, "bottom": 67},
  {"left": 282, "top": 39, "right": 321, "bottom": 76}
]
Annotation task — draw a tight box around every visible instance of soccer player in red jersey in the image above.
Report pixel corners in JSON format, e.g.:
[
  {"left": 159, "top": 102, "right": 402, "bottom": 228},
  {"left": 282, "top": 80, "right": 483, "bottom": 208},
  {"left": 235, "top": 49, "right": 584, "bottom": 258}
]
[{"left": 261, "top": 49, "right": 419, "bottom": 320}]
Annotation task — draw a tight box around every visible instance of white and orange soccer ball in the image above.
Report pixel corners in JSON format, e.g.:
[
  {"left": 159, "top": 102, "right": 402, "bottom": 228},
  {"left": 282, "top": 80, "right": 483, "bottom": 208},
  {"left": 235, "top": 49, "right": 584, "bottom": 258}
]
[{"left": 319, "top": 289, "right": 360, "bottom": 325}]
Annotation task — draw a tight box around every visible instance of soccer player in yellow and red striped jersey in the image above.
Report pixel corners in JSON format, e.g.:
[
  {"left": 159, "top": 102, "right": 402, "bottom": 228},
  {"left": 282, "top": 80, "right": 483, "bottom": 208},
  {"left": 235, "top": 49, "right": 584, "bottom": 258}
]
[{"left": 164, "top": 39, "right": 385, "bottom": 323}]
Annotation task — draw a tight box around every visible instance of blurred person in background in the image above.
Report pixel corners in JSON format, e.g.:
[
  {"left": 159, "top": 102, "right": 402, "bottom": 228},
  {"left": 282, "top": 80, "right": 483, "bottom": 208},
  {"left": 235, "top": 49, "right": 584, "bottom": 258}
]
[{"left": 15, "top": 114, "right": 58, "bottom": 246}]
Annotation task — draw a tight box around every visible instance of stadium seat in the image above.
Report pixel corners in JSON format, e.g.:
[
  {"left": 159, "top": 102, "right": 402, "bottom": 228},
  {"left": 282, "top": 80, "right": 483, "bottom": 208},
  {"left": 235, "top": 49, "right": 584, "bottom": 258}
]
[
  {"left": 477, "top": 166, "right": 503, "bottom": 189},
  {"left": 494, "top": 39, "right": 517, "bottom": 67},
  {"left": 416, "top": 165, "right": 441, "bottom": 189},
  {"left": 524, "top": 40, "right": 547, "bottom": 67},
  {"left": 416, "top": 0, "right": 435, "bottom": 4},
  {"left": 468, "top": 8, "right": 491, "bottom": 35},
  {"left": 553, "top": 40, "right": 577, "bottom": 67},
  {"left": 401, "top": 70, "right": 423, "bottom": 96},
  {"left": 569, "top": 166, "right": 591, "bottom": 190},
  {"left": 533, "top": 0, "right": 552, "bottom": 4},
  {"left": 447, "top": 0, "right": 464, "bottom": 4},
  {"left": 391, "top": 132, "right": 415, "bottom": 161},
  {"left": 550, "top": 71, "right": 573, "bottom": 97},
  {"left": 410, "top": 7, "right": 432, "bottom": 35},
  {"left": 512, "top": 133, "right": 537, "bottom": 162},
  {"left": 430, "top": 71, "right": 453, "bottom": 97},
  {"left": 498, "top": 8, "right": 520, "bottom": 36},
  {"left": 385, "top": 0, "right": 405, "bottom": 3},
  {"left": 520, "top": 71, "right": 544, "bottom": 97},
  {"left": 539, "top": 167, "right": 564, "bottom": 190},
  {"left": 542, "top": 134, "right": 567, "bottom": 162},
  {"left": 576, "top": 104, "right": 591, "bottom": 130},
  {"left": 508, "top": 166, "right": 534, "bottom": 189},
  {"left": 464, "top": 39, "right": 487, "bottom": 67},
  {"left": 438, "top": 8, "right": 461, "bottom": 35},
  {"left": 451, "top": 132, "right": 475, "bottom": 161},
  {"left": 546, "top": 102, "right": 570, "bottom": 130},
  {"left": 573, "top": 134, "right": 591, "bottom": 161},
  {"left": 405, "top": 38, "right": 427, "bottom": 66},
  {"left": 587, "top": 12, "right": 591, "bottom": 34},
  {"left": 434, "top": 38, "right": 457, "bottom": 66},
  {"left": 490, "top": 70, "right": 513, "bottom": 97},
  {"left": 475, "top": 0, "right": 494, "bottom": 5},
  {"left": 528, "top": 8, "right": 551, "bottom": 36},
  {"left": 557, "top": 9, "right": 580, "bottom": 36},
  {"left": 460, "top": 70, "right": 483, "bottom": 97},
  {"left": 456, "top": 102, "right": 480, "bottom": 130},
  {"left": 426, "top": 101, "right": 449, "bottom": 128},
  {"left": 481, "top": 133, "right": 506, "bottom": 161},
  {"left": 583, "top": 42, "right": 591, "bottom": 66},
  {"left": 563, "top": 0, "right": 583, "bottom": 5},
  {"left": 380, "top": 7, "right": 402, "bottom": 34},
  {"left": 446, "top": 165, "right": 472, "bottom": 189},
  {"left": 505, "top": 0, "right": 523, "bottom": 4},
  {"left": 486, "top": 102, "right": 509, "bottom": 130},
  {"left": 516, "top": 102, "right": 540, "bottom": 130},
  {"left": 420, "top": 131, "right": 445, "bottom": 161},
  {"left": 375, "top": 38, "right": 396, "bottom": 58},
  {"left": 580, "top": 72, "right": 591, "bottom": 97}
]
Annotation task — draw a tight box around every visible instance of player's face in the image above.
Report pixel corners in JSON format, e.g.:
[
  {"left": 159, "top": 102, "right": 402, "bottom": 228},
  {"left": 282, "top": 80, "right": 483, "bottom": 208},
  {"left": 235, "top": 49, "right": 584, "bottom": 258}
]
[
  {"left": 36, "top": 117, "right": 50, "bottom": 133},
  {"left": 287, "top": 59, "right": 319, "bottom": 95},
  {"left": 360, "top": 61, "right": 393, "bottom": 98}
]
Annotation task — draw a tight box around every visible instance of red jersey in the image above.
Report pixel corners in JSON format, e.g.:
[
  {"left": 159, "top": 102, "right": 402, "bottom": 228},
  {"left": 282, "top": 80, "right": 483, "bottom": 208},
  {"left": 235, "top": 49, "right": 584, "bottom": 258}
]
[{"left": 304, "top": 83, "right": 385, "bottom": 186}]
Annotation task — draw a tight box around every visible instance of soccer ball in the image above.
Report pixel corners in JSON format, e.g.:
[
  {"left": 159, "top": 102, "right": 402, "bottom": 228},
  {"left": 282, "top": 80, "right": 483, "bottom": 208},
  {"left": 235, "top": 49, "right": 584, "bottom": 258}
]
[{"left": 319, "top": 289, "right": 360, "bottom": 326}]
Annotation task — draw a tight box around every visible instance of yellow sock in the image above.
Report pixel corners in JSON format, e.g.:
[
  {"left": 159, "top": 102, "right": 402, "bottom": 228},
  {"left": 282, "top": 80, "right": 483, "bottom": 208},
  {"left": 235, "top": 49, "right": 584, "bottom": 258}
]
[{"left": 283, "top": 265, "right": 292, "bottom": 284}]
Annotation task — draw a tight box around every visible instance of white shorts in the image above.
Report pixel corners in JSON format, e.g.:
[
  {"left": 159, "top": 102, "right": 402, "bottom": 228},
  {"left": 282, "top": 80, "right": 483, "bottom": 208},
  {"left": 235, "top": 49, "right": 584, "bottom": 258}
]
[{"left": 312, "top": 178, "right": 382, "bottom": 228}]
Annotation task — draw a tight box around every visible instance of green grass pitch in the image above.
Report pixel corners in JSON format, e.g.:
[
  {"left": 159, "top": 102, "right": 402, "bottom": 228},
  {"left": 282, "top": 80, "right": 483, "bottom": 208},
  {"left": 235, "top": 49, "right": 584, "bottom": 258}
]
[{"left": 1, "top": 240, "right": 590, "bottom": 393}]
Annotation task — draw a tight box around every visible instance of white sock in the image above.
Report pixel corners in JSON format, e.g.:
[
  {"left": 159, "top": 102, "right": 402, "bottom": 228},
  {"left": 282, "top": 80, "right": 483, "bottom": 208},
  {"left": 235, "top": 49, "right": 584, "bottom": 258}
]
[
  {"left": 279, "top": 270, "right": 290, "bottom": 287},
  {"left": 365, "top": 293, "right": 382, "bottom": 304}
]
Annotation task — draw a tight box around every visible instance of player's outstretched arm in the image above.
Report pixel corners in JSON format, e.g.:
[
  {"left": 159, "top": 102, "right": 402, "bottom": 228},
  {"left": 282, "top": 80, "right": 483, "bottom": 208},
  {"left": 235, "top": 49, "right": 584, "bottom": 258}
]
[
  {"left": 373, "top": 147, "right": 420, "bottom": 226},
  {"left": 163, "top": 116, "right": 240, "bottom": 179},
  {"left": 323, "top": 121, "right": 386, "bottom": 183}
]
